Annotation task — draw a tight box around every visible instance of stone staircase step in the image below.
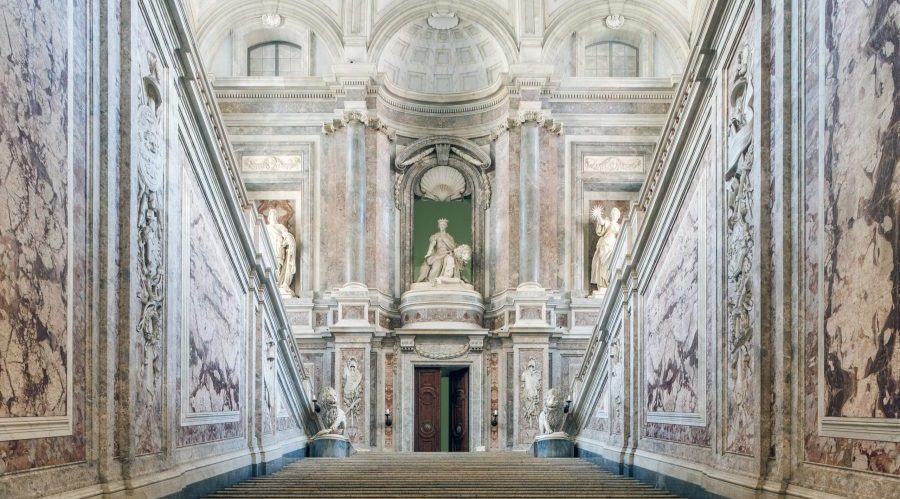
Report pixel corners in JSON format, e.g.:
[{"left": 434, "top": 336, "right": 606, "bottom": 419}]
[{"left": 207, "top": 452, "right": 680, "bottom": 498}]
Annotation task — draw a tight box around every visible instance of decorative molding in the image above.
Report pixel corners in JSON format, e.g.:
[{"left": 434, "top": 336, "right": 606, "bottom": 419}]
[
  {"left": 819, "top": 417, "right": 900, "bottom": 443},
  {"left": 647, "top": 411, "right": 706, "bottom": 427},
  {"left": 583, "top": 155, "right": 644, "bottom": 173},
  {"left": 242, "top": 155, "right": 303, "bottom": 172}
]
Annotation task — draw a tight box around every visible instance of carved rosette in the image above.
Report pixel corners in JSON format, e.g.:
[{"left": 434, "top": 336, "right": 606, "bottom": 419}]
[
  {"left": 724, "top": 44, "right": 755, "bottom": 455},
  {"left": 134, "top": 51, "right": 166, "bottom": 455}
]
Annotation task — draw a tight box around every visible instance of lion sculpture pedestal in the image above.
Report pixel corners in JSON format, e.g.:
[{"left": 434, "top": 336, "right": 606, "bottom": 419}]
[{"left": 529, "top": 388, "right": 575, "bottom": 458}]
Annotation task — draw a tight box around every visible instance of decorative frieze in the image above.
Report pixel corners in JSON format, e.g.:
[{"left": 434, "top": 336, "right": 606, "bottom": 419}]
[
  {"left": 583, "top": 156, "right": 644, "bottom": 173},
  {"left": 242, "top": 155, "right": 303, "bottom": 172}
]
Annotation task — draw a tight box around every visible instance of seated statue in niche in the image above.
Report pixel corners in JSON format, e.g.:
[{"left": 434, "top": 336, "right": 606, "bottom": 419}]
[
  {"left": 589, "top": 206, "right": 622, "bottom": 293},
  {"left": 264, "top": 208, "right": 296, "bottom": 296},
  {"left": 416, "top": 218, "right": 471, "bottom": 287}
]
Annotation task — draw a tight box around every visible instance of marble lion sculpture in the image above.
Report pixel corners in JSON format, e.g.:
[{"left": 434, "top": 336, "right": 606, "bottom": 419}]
[
  {"left": 538, "top": 388, "right": 566, "bottom": 435},
  {"left": 315, "top": 387, "right": 347, "bottom": 437}
]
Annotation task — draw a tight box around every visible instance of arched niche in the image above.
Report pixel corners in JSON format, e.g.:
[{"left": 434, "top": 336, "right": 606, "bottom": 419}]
[{"left": 394, "top": 136, "right": 492, "bottom": 295}]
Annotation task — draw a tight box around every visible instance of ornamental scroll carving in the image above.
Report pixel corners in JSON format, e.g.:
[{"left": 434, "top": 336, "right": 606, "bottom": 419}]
[
  {"left": 134, "top": 51, "right": 166, "bottom": 454},
  {"left": 724, "top": 44, "right": 755, "bottom": 455},
  {"left": 136, "top": 52, "right": 165, "bottom": 351}
]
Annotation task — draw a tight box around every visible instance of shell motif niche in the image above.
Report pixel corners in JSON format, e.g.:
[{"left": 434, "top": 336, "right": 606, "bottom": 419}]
[{"left": 420, "top": 166, "right": 467, "bottom": 202}]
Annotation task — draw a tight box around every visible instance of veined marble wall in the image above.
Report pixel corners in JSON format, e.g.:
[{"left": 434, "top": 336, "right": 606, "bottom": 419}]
[
  {"left": 180, "top": 171, "right": 245, "bottom": 441},
  {"left": 0, "top": 0, "right": 88, "bottom": 475},
  {"left": 801, "top": 0, "right": 900, "bottom": 477},
  {"left": 571, "top": 0, "right": 900, "bottom": 497},
  {"left": 0, "top": 0, "right": 315, "bottom": 496}
]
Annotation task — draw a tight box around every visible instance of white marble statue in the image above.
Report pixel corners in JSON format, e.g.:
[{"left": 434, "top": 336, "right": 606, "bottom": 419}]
[
  {"left": 416, "top": 218, "right": 468, "bottom": 285},
  {"left": 433, "top": 244, "right": 472, "bottom": 285},
  {"left": 315, "top": 387, "right": 347, "bottom": 437},
  {"left": 538, "top": 388, "right": 566, "bottom": 435},
  {"left": 264, "top": 208, "right": 296, "bottom": 296},
  {"left": 521, "top": 356, "right": 542, "bottom": 426},
  {"left": 590, "top": 206, "right": 622, "bottom": 291},
  {"left": 342, "top": 357, "right": 362, "bottom": 428}
]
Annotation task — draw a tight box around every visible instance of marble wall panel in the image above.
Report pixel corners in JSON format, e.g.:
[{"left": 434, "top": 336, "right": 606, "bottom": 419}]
[
  {"left": 643, "top": 176, "right": 701, "bottom": 415},
  {"left": 321, "top": 131, "right": 348, "bottom": 289},
  {"left": 640, "top": 147, "right": 712, "bottom": 448},
  {"left": 802, "top": 0, "right": 900, "bottom": 476},
  {"left": 490, "top": 131, "right": 512, "bottom": 293},
  {"left": 489, "top": 352, "right": 500, "bottom": 449},
  {"left": 300, "top": 352, "right": 325, "bottom": 397},
  {"left": 539, "top": 128, "right": 561, "bottom": 288},
  {"left": 0, "top": 0, "right": 88, "bottom": 472},
  {"left": 177, "top": 173, "right": 245, "bottom": 447},
  {"left": 384, "top": 351, "right": 395, "bottom": 449}
]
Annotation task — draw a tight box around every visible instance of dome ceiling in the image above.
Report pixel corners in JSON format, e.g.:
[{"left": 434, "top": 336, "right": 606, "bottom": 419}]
[{"left": 377, "top": 14, "right": 508, "bottom": 95}]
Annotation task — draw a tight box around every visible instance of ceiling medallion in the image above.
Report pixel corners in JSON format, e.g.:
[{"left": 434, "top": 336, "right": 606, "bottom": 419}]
[
  {"left": 605, "top": 14, "right": 625, "bottom": 30},
  {"left": 427, "top": 12, "right": 460, "bottom": 30},
  {"left": 261, "top": 13, "right": 284, "bottom": 29}
]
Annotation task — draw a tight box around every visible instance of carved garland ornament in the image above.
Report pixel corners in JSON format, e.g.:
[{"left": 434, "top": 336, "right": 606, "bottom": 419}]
[
  {"left": 414, "top": 343, "right": 471, "bottom": 360},
  {"left": 136, "top": 52, "right": 166, "bottom": 349},
  {"left": 725, "top": 44, "right": 755, "bottom": 451}
]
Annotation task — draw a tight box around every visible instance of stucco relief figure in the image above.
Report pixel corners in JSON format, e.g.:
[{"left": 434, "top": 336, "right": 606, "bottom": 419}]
[
  {"left": 416, "top": 218, "right": 467, "bottom": 285},
  {"left": 315, "top": 387, "right": 347, "bottom": 437},
  {"left": 264, "top": 208, "right": 296, "bottom": 296},
  {"left": 538, "top": 388, "right": 566, "bottom": 435},
  {"left": 342, "top": 357, "right": 362, "bottom": 428},
  {"left": 590, "top": 206, "right": 623, "bottom": 291},
  {"left": 521, "top": 356, "right": 543, "bottom": 426}
]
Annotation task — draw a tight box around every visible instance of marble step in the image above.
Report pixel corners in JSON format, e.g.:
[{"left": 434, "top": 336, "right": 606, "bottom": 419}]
[{"left": 207, "top": 452, "right": 681, "bottom": 498}]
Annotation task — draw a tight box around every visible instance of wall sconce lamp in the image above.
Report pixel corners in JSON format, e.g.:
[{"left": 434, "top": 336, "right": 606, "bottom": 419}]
[
  {"left": 564, "top": 399, "right": 572, "bottom": 414},
  {"left": 385, "top": 409, "right": 393, "bottom": 428},
  {"left": 490, "top": 409, "right": 498, "bottom": 427},
  {"left": 312, "top": 396, "right": 321, "bottom": 413}
]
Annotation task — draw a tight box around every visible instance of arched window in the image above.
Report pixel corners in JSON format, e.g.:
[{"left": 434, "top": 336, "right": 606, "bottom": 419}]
[
  {"left": 247, "top": 41, "right": 304, "bottom": 76},
  {"left": 584, "top": 41, "right": 639, "bottom": 77}
]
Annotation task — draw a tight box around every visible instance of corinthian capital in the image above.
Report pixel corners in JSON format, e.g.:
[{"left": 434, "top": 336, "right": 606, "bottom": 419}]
[
  {"left": 517, "top": 110, "right": 546, "bottom": 126},
  {"left": 341, "top": 109, "right": 369, "bottom": 126}
]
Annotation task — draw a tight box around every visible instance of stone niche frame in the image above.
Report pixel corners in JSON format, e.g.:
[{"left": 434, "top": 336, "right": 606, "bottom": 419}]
[{"left": 394, "top": 136, "right": 493, "bottom": 294}]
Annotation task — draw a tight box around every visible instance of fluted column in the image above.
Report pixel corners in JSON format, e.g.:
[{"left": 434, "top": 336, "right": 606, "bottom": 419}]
[
  {"left": 343, "top": 109, "right": 367, "bottom": 284},
  {"left": 518, "top": 110, "right": 543, "bottom": 284}
]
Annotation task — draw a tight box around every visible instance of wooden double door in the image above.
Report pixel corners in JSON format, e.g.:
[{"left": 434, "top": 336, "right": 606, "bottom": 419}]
[{"left": 414, "top": 367, "right": 469, "bottom": 452}]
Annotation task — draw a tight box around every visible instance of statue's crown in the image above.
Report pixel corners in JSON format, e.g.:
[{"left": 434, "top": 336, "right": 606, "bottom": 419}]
[{"left": 438, "top": 218, "right": 448, "bottom": 224}]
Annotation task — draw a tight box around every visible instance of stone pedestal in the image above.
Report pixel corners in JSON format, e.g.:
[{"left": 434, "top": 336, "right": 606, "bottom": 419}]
[
  {"left": 530, "top": 433, "right": 574, "bottom": 458},
  {"left": 399, "top": 284, "right": 484, "bottom": 328},
  {"left": 309, "top": 434, "right": 356, "bottom": 458}
]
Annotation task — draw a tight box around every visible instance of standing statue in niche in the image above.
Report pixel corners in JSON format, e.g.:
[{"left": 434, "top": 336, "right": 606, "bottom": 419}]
[
  {"left": 264, "top": 208, "right": 296, "bottom": 296},
  {"left": 416, "top": 218, "right": 470, "bottom": 285},
  {"left": 521, "top": 356, "right": 543, "bottom": 427},
  {"left": 589, "top": 206, "right": 622, "bottom": 292}
]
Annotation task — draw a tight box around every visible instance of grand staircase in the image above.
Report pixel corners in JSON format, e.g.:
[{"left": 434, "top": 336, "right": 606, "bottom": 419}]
[{"left": 207, "top": 452, "right": 681, "bottom": 498}]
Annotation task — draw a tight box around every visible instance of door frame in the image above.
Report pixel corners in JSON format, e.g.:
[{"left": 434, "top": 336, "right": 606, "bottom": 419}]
[{"left": 401, "top": 357, "right": 483, "bottom": 452}]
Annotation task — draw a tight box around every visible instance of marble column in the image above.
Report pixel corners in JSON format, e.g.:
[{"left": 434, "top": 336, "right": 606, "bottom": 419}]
[
  {"left": 518, "top": 110, "right": 543, "bottom": 283},
  {"left": 344, "top": 110, "right": 367, "bottom": 283}
]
